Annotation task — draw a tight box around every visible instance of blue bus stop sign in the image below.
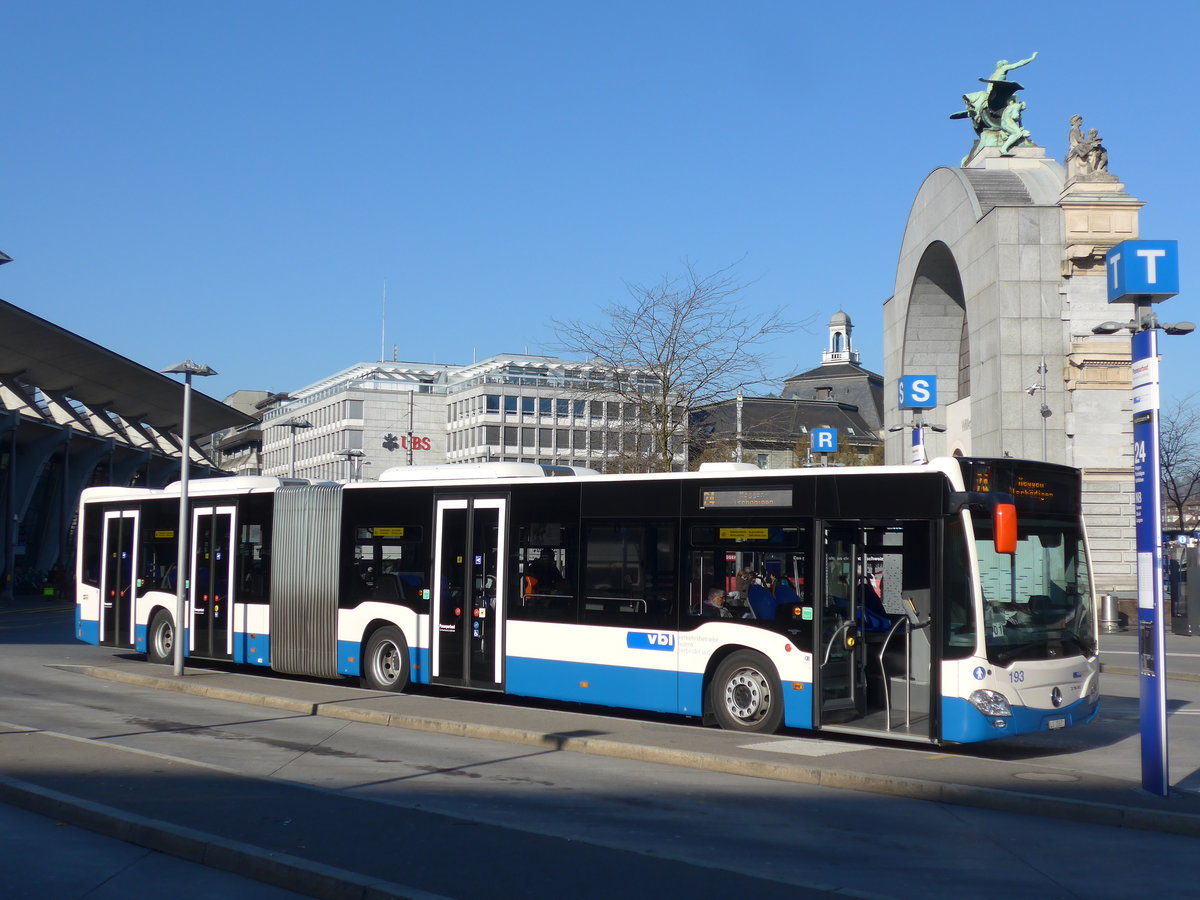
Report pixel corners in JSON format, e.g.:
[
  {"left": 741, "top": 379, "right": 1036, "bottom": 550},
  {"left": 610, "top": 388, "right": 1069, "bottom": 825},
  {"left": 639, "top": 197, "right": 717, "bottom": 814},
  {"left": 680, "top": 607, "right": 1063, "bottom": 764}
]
[
  {"left": 1132, "top": 327, "right": 1169, "bottom": 796},
  {"left": 898, "top": 375, "right": 937, "bottom": 410},
  {"left": 1107, "top": 240, "right": 1180, "bottom": 303},
  {"left": 811, "top": 428, "right": 838, "bottom": 453}
]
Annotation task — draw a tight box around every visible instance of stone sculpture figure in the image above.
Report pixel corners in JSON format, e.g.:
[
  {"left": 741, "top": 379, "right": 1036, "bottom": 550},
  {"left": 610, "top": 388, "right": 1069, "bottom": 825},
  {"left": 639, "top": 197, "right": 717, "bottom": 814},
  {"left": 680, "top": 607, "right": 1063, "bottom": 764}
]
[
  {"left": 1066, "top": 114, "right": 1085, "bottom": 160},
  {"left": 1085, "top": 129, "right": 1108, "bottom": 173},
  {"left": 1065, "top": 115, "right": 1115, "bottom": 181},
  {"left": 951, "top": 51, "right": 1038, "bottom": 162}
]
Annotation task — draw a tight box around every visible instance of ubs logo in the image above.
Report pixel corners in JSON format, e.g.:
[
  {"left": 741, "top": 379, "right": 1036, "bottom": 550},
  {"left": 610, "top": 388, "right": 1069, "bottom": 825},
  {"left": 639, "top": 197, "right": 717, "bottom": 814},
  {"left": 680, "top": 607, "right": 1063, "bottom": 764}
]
[{"left": 627, "top": 632, "right": 676, "bottom": 651}]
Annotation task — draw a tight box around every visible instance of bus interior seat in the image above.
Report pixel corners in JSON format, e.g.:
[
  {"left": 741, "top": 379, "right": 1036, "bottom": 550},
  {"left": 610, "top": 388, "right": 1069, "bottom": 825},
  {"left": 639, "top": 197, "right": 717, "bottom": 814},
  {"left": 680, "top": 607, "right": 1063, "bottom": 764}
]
[
  {"left": 774, "top": 580, "right": 800, "bottom": 616},
  {"left": 747, "top": 584, "right": 778, "bottom": 621}
]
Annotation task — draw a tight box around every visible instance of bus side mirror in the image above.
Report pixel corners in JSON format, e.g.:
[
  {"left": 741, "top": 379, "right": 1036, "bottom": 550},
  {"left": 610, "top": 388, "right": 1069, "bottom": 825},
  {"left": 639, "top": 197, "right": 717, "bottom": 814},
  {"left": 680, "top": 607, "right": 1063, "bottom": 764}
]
[{"left": 993, "top": 502, "right": 1017, "bottom": 554}]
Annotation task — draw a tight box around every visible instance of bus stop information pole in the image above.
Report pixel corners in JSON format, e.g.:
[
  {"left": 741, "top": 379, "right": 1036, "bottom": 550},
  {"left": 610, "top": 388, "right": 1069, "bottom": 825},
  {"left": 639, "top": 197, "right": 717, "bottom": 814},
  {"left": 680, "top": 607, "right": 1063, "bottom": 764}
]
[
  {"left": 1132, "top": 324, "right": 1168, "bottom": 796},
  {"left": 1102, "top": 239, "right": 1184, "bottom": 797}
]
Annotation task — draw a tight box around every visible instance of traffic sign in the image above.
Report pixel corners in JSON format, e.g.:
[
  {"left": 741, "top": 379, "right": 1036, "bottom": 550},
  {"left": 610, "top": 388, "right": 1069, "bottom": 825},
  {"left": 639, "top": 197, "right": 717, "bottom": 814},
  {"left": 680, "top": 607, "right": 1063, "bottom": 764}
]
[
  {"left": 1107, "top": 240, "right": 1180, "bottom": 303},
  {"left": 811, "top": 428, "right": 838, "bottom": 453},
  {"left": 898, "top": 375, "right": 937, "bottom": 410}
]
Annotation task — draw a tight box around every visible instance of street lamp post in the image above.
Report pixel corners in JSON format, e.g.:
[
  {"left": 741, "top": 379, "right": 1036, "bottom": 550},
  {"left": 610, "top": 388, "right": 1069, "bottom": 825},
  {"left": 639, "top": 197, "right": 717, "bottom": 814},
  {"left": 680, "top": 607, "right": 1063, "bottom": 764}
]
[
  {"left": 888, "top": 411, "right": 946, "bottom": 464},
  {"left": 335, "top": 448, "right": 366, "bottom": 482},
  {"left": 277, "top": 417, "right": 313, "bottom": 478},
  {"left": 161, "top": 360, "right": 217, "bottom": 678}
]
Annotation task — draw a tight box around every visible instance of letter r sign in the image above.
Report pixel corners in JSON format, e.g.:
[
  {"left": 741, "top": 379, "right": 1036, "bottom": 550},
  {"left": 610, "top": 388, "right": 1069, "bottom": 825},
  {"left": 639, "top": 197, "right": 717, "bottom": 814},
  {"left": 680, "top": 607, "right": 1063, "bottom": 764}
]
[
  {"left": 811, "top": 428, "right": 838, "bottom": 453},
  {"left": 898, "top": 375, "right": 937, "bottom": 410}
]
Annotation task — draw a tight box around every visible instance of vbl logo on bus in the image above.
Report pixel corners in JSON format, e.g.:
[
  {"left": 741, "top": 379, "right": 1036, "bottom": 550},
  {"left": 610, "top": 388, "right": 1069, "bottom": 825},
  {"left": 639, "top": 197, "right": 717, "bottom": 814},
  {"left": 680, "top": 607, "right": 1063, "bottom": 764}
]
[{"left": 626, "top": 632, "right": 676, "bottom": 651}]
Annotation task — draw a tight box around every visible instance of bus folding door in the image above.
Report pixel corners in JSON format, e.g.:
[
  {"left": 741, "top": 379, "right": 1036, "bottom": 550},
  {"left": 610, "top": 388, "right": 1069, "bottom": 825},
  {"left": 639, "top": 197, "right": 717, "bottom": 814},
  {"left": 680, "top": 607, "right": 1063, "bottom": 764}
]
[
  {"left": 189, "top": 505, "right": 236, "bottom": 660},
  {"left": 431, "top": 497, "right": 507, "bottom": 689},
  {"left": 99, "top": 510, "right": 139, "bottom": 648}
]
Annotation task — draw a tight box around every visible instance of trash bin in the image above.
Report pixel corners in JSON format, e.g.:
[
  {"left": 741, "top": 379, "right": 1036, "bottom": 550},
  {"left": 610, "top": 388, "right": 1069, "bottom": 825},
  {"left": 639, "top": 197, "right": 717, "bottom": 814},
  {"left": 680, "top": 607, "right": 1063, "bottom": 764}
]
[{"left": 1100, "top": 594, "right": 1122, "bottom": 634}]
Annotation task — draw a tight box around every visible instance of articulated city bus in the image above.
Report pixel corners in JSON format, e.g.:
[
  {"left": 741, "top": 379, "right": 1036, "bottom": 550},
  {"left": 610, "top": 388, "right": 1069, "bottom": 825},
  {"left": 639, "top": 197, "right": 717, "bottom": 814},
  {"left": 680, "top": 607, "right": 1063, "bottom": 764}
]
[{"left": 75, "top": 456, "right": 1099, "bottom": 744}]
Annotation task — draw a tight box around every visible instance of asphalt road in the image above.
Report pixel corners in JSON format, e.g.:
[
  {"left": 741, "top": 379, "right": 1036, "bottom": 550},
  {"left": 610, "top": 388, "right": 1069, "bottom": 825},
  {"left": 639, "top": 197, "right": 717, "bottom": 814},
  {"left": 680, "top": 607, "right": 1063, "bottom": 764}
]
[{"left": 5, "top": 598, "right": 1200, "bottom": 899}]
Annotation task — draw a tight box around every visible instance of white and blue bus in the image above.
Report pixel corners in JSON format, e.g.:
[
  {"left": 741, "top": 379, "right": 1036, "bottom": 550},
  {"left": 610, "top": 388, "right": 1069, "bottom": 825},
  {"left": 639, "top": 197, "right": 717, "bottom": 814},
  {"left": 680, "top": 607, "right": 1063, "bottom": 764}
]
[{"left": 75, "top": 456, "right": 1099, "bottom": 744}]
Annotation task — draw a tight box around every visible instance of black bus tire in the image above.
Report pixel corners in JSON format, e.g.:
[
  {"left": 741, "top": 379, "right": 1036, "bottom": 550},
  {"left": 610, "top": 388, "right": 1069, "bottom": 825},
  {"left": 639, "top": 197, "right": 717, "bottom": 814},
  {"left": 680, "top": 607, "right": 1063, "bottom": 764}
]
[
  {"left": 147, "top": 609, "right": 174, "bottom": 665},
  {"left": 709, "top": 650, "right": 784, "bottom": 734},
  {"left": 362, "top": 626, "right": 410, "bottom": 692}
]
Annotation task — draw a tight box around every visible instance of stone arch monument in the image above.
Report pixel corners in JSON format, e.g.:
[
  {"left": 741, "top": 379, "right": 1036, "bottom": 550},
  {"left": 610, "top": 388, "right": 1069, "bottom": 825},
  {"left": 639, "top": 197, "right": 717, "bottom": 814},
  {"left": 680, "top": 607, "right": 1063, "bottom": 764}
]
[{"left": 884, "top": 57, "right": 1141, "bottom": 595}]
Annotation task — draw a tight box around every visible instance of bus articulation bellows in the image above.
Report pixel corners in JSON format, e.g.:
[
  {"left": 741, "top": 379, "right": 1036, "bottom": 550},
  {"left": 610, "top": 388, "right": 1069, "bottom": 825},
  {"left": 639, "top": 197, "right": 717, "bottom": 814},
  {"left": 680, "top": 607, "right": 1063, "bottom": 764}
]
[{"left": 76, "top": 456, "right": 1099, "bottom": 744}]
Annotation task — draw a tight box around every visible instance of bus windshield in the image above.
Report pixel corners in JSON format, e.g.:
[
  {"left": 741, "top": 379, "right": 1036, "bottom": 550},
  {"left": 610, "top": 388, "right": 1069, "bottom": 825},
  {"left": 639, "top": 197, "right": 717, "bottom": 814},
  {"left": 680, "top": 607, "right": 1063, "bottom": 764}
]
[{"left": 973, "top": 513, "right": 1096, "bottom": 665}]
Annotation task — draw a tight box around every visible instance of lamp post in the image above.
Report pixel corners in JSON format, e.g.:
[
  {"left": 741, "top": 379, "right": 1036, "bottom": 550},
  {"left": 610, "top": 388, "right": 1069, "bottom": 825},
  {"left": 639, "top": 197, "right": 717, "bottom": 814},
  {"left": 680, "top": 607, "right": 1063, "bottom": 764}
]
[
  {"left": 161, "top": 360, "right": 217, "bottom": 678},
  {"left": 335, "top": 448, "right": 366, "bottom": 482},
  {"left": 888, "top": 412, "right": 946, "bottom": 464},
  {"left": 277, "top": 417, "right": 313, "bottom": 478}
]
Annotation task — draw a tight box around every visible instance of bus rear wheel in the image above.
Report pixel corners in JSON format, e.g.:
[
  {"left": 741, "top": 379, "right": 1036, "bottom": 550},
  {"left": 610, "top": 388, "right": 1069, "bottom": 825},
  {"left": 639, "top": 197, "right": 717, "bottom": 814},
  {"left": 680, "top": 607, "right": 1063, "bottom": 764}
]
[
  {"left": 362, "top": 626, "right": 409, "bottom": 692},
  {"left": 147, "top": 610, "right": 174, "bottom": 665},
  {"left": 709, "top": 650, "right": 783, "bottom": 734}
]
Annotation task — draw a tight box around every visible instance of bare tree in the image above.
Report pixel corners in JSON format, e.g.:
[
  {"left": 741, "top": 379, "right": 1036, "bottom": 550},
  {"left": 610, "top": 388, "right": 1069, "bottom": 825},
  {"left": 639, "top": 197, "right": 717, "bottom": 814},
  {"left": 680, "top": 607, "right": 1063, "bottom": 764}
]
[
  {"left": 553, "top": 263, "right": 806, "bottom": 472},
  {"left": 1160, "top": 393, "right": 1200, "bottom": 534}
]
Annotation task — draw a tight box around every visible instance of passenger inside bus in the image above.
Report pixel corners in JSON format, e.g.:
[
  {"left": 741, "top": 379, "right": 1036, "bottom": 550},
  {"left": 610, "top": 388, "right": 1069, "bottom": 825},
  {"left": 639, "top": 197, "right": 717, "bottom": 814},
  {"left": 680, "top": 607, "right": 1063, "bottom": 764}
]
[
  {"left": 702, "top": 587, "right": 733, "bottom": 617},
  {"left": 525, "top": 549, "right": 564, "bottom": 590}
]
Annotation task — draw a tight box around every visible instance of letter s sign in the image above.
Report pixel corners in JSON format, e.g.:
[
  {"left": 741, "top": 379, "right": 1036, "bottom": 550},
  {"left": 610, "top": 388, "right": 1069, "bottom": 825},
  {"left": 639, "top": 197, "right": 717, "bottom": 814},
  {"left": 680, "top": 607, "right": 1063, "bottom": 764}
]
[{"left": 898, "top": 375, "right": 937, "bottom": 410}]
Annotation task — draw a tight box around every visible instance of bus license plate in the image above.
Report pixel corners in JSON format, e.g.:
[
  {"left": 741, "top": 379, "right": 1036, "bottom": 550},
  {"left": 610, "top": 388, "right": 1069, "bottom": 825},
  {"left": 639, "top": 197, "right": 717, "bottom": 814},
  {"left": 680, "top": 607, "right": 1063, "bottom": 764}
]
[{"left": 1048, "top": 718, "right": 1066, "bottom": 730}]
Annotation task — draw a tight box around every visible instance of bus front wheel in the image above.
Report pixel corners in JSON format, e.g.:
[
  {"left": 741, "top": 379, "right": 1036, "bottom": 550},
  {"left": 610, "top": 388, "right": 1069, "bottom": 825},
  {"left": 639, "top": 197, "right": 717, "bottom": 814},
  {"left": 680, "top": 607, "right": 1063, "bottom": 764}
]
[
  {"left": 362, "top": 626, "right": 410, "bottom": 693},
  {"left": 709, "top": 650, "right": 784, "bottom": 734},
  {"left": 147, "top": 610, "right": 174, "bottom": 665}
]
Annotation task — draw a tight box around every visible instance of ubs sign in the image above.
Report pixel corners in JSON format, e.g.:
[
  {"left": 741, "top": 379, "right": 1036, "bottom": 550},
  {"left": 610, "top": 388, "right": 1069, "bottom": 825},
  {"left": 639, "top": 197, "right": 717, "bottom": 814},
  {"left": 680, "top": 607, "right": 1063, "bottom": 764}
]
[{"left": 382, "top": 433, "right": 432, "bottom": 452}]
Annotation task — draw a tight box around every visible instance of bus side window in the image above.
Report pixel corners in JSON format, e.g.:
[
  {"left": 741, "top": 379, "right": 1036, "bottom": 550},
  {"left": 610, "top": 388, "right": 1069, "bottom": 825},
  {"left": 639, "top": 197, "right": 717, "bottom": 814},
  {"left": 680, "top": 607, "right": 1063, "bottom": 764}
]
[
  {"left": 942, "top": 518, "right": 975, "bottom": 659},
  {"left": 238, "top": 494, "right": 273, "bottom": 603},
  {"left": 510, "top": 527, "right": 577, "bottom": 624},
  {"left": 82, "top": 505, "right": 103, "bottom": 588},
  {"left": 580, "top": 522, "right": 675, "bottom": 626}
]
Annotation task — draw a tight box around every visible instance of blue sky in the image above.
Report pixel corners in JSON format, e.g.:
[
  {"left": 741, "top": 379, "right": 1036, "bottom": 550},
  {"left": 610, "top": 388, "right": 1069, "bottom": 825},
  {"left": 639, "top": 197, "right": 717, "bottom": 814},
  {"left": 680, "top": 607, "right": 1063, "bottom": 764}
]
[{"left": 3, "top": 1, "right": 1197, "bottom": 406}]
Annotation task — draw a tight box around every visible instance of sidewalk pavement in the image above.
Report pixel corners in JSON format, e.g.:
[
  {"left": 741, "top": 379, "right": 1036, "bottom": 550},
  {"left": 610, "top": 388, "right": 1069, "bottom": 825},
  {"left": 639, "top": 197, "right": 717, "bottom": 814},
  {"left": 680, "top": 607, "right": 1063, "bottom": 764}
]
[{"left": 2, "top": 655, "right": 1199, "bottom": 899}]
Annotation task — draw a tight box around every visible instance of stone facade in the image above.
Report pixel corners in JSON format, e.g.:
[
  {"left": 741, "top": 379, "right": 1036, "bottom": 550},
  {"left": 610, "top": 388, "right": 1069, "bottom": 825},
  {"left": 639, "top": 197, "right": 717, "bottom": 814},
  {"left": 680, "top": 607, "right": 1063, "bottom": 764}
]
[{"left": 883, "top": 145, "right": 1142, "bottom": 595}]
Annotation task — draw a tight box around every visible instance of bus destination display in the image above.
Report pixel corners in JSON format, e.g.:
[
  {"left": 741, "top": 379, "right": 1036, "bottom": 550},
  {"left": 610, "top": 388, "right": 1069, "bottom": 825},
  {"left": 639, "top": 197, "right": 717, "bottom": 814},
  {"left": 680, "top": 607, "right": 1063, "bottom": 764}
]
[{"left": 701, "top": 488, "right": 792, "bottom": 509}]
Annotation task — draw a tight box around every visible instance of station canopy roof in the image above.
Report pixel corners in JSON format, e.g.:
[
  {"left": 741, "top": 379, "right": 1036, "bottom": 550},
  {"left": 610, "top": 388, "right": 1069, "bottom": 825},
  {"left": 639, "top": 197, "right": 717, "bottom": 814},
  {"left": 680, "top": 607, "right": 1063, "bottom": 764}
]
[{"left": 0, "top": 298, "right": 253, "bottom": 438}]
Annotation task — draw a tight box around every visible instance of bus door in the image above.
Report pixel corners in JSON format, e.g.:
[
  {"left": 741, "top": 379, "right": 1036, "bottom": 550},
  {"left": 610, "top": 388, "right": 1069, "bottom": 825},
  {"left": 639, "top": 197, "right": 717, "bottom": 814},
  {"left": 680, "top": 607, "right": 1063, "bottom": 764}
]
[
  {"left": 189, "top": 505, "right": 236, "bottom": 660},
  {"left": 818, "top": 522, "right": 936, "bottom": 740},
  {"left": 99, "top": 510, "right": 139, "bottom": 647},
  {"left": 819, "top": 526, "right": 866, "bottom": 720},
  {"left": 431, "top": 497, "right": 507, "bottom": 690}
]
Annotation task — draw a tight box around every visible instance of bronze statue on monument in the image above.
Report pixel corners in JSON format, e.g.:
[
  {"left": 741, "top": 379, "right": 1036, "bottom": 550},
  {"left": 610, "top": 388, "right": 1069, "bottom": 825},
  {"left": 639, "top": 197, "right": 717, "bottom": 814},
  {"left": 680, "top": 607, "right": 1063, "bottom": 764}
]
[{"left": 950, "top": 52, "right": 1038, "bottom": 164}]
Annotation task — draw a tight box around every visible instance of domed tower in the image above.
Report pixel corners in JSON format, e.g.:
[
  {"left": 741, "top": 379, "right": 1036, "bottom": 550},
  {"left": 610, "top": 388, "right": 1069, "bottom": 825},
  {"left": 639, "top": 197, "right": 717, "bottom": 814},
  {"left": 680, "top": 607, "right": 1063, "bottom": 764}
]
[
  {"left": 782, "top": 309, "right": 883, "bottom": 431},
  {"left": 823, "top": 310, "right": 860, "bottom": 366}
]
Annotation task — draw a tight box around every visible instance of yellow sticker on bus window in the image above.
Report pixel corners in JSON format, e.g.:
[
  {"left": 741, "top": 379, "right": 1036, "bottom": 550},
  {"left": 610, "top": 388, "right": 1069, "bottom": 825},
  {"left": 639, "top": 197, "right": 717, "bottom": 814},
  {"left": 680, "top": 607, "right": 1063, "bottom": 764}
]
[
  {"left": 718, "top": 528, "right": 770, "bottom": 541},
  {"left": 154, "top": 530, "right": 175, "bottom": 539},
  {"left": 373, "top": 527, "right": 406, "bottom": 537}
]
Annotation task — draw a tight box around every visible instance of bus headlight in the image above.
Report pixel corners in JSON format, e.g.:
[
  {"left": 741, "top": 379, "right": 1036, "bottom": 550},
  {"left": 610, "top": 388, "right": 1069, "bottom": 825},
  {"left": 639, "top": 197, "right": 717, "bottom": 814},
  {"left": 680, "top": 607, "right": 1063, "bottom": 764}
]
[{"left": 968, "top": 689, "right": 1012, "bottom": 717}]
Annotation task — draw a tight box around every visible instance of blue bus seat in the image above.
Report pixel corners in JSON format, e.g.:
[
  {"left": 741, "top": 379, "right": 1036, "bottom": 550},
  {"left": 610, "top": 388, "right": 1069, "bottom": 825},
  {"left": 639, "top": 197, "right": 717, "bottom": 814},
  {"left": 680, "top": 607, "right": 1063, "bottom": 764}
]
[{"left": 747, "top": 584, "right": 778, "bottom": 621}]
